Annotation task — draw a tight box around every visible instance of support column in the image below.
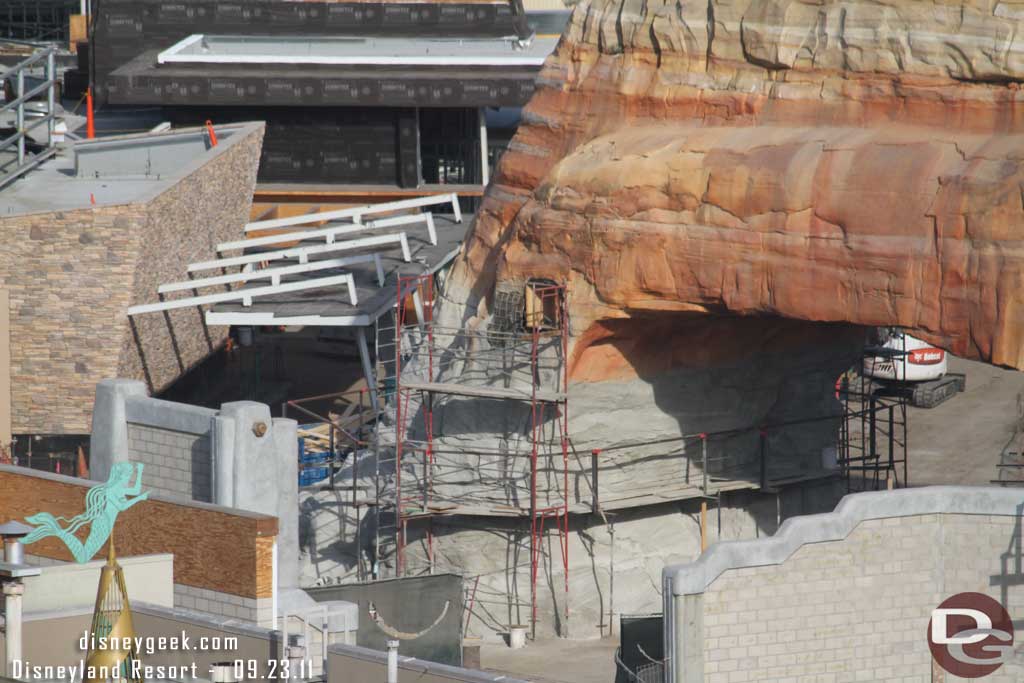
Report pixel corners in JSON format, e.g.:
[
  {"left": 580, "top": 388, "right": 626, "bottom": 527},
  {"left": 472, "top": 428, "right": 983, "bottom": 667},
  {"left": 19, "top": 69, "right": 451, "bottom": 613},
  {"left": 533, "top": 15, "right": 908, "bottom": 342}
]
[
  {"left": 3, "top": 581, "right": 24, "bottom": 677},
  {"left": 356, "top": 327, "right": 380, "bottom": 413},
  {"left": 478, "top": 107, "right": 489, "bottom": 187},
  {"left": 89, "top": 379, "right": 148, "bottom": 482}
]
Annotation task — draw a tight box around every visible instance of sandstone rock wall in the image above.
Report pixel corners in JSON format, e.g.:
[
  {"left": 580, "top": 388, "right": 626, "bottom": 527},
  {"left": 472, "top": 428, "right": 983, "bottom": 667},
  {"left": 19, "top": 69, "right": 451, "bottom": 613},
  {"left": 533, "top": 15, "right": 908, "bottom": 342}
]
[
  {"left": 364, "top": 0, "right": 1024, "bottom": 642},
  {"left": 448, "top": 0, "right": 1024, "bottom": 370}
]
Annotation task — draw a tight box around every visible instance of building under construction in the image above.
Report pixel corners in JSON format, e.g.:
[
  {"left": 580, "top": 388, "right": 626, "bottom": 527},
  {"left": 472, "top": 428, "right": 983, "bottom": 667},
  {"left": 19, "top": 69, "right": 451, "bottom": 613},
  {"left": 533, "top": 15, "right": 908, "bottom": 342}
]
[{"left": 292, "top": 262, "right": 910, "bottom": 641}]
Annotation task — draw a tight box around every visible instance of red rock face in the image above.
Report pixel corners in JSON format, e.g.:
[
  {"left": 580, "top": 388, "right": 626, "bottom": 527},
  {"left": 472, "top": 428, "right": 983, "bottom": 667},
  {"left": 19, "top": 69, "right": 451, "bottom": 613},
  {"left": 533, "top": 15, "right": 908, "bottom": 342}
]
[{"left": 448, "top": 0, "right": 1024, "bottom": 372}]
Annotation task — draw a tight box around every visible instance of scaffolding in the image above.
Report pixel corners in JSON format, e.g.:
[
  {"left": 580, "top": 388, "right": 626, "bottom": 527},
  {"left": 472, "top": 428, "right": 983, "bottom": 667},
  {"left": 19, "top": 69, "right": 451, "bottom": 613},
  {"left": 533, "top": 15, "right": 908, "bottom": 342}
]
[
  {"left": 388, "top": 274, "right": 570, "bottom": 638},
  {"left": 837, "top": 343, "right": 909, "bottom": 491},
  {"left": 299, "top": 275, "right": 914, "bottom": 638},
  {"left": 0, "top": 45, "right": 59, "bottom": 188}
]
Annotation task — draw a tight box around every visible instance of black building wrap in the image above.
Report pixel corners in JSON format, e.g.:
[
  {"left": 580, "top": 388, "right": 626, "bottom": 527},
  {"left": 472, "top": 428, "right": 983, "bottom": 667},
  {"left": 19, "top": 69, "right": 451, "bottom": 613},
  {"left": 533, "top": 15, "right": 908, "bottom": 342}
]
[{"left": 91, "top": 0, "right": 528, "bottom": 104}]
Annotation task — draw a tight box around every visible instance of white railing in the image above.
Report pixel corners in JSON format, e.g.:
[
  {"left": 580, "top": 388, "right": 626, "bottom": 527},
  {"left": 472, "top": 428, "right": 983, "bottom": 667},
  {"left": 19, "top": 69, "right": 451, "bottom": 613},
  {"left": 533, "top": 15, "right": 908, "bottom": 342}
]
[{"left": 244, "top": 192, "right": 461, "bottom": 232}]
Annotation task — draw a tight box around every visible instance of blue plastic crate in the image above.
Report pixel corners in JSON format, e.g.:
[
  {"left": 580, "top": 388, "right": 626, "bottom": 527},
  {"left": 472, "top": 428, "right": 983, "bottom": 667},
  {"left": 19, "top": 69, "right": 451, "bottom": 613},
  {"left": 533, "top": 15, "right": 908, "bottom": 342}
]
[{"left": 298, "top": 431, "right": 331, "bottom": 486}]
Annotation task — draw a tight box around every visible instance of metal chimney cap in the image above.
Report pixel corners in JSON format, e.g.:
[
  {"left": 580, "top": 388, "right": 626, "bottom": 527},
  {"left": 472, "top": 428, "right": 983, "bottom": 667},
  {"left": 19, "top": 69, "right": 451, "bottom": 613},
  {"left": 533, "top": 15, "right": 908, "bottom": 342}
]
[{"left": 0, "top": 521, "right": 34, "bottom": 538}]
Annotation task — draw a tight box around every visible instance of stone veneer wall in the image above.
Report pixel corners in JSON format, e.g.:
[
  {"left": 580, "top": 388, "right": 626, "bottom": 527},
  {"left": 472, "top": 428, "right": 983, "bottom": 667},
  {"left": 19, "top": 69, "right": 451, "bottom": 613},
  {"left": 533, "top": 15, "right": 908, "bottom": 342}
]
[
  {"left": 663, "top": 487, "right": 1024, "bottom": 683},
  {"left": 118, "top": 123, "right": 265, "bottom": 400},
  {"left": 0, "top": 122, "right": 264, "bottom": 435}
]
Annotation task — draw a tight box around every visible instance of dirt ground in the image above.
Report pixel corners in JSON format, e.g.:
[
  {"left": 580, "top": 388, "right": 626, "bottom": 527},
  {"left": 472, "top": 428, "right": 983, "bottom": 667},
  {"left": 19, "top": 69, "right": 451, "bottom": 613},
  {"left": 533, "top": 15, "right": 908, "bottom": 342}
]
[
  {"left": 480, "top": 637, "right": 621, "bottom": 683},
  {"left": 907, "top": 356, "right": 1024, "bottom": 487}
]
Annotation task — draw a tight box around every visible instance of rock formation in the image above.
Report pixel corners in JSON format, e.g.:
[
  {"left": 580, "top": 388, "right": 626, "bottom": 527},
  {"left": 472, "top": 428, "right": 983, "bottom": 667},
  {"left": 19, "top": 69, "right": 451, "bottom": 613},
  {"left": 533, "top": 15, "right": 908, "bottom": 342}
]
[
  {"left": 447, "top": 0, "right": 1024, "bottom": 371},
  {"left": 309, "top": 0, "right": 1024, "bottom": 640}
]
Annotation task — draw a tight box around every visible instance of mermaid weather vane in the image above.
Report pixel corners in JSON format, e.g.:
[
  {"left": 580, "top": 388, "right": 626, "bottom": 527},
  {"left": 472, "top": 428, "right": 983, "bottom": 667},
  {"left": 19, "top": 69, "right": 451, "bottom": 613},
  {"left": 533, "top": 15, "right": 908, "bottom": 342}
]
[
  {"left": 21, "top": 462, "right": 150, "bottom": 683},
  {"left": 22, "top": 461, "right": 149, "bottom": 562}
]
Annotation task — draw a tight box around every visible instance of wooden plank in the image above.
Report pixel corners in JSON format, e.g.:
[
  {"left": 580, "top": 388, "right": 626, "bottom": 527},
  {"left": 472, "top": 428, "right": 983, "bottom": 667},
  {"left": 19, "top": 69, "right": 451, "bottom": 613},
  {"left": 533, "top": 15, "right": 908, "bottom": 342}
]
[
  {"left": 402, "top": 380, "right": 565, "bottom": 403},
  {"left": 68, "top": 15, "right": 87, "bottom": 51}
]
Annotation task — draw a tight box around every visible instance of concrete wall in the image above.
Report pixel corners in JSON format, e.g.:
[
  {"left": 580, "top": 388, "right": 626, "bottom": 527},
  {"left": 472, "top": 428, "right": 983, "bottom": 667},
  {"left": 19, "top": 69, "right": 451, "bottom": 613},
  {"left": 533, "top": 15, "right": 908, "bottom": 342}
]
[
  {"left": 130, "top": 602, "right": 283, "bottom": 678},
  {"left": 308, "top": 574, "right": 464, "bottom": 666},
  {"left": 0, "top": 122, "right": 263, "bottom": 435},
  {"left": 327, "top": 643, "right": 530, "bottom": 683},
  {"left": 22, "top": 553, "right": 174, "bottom": 613},
  {"left": 663, "top": 486, "right": 1024, "bottom": 683},
  {"left": 91, "top": 379, "right": 300, "bottom": 592},
  {"left": 172, "top": 584, "right": 274, "bottom": 626},
  {"left": 1, "top": 603, "right": 283, "bottom": 676}
]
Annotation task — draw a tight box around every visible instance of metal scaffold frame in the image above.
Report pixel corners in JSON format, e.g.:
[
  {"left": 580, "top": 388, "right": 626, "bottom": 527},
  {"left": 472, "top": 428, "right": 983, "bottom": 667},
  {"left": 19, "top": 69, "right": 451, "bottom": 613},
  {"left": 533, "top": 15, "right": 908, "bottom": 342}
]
[
  {"left": 837, "top": 338, "right": 910, "bottom": 492},
  {"left": 391, "top": 274, "right": 570, "bottom": 639},
  {"left": 0, "top": 45, "right": 59, "bottom": 189}
]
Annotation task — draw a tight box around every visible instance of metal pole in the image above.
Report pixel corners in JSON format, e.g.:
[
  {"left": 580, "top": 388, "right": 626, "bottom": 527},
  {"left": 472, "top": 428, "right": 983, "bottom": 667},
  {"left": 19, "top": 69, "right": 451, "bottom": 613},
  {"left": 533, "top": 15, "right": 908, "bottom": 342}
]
[
  {"left": 700, "top": 502, "right": 707, "bottom": 553},
  {"left": 16, "top": 71, "right": 24, "bottom": 165},
  {"left": 608, "top": 521, "right": 615, "bottom": 639},
  {"left": 869, "top": 396, "right": 878, "bottom": 487},
  {"left": 759, "top": 430, "right": 767, "bottom": 489},
  {"left": 700, "top": 434, "right": 708, "bottom": 494},
  {"left": 356, "top": 327, "right": 380, "bottom": 413},
  {"left": 591, "top": 449, "right": 599, "bottom": 514},
  {"left": 903, "top": 399, "right": 909, "bottom": 487},
  {"left": 46, "top": 51, "right": 55, "bottom": 147},
  {"left": 888, "top": 405, "right": 895, "bottom": 485},
  {"left": 321, "top": 613, "right": 328, "bottom": 679},
  {"left": 386, "top": 640, "right": 399, "bottom": 683}
]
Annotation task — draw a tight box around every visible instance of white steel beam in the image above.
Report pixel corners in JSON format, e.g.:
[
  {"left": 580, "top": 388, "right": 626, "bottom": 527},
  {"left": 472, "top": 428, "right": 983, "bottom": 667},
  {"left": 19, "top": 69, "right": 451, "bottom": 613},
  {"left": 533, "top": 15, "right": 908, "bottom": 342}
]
[
  {"left": 160, "top": 253, "right": 385, "bottom": 293},
  {"left": 205, "top": 311, "right": 373, "bottom": 327},
  {"left": 244, "top": 193, "right": 459, "bottom": 232},
  {"left": 189, "top": 233, "right": 410, "bottom": 273},
  {"left": 128, "top": 273, "right": 357, "bottom": 316},
  {"left": 219, "top": 212, "right": 436, "bottom": 253}
]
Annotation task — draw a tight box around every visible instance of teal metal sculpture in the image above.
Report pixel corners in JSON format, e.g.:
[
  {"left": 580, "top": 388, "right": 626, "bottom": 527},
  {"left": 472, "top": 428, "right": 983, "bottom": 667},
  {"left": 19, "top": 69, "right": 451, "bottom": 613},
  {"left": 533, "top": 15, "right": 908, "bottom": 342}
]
[{"left": 22, "top": 462, "right": 150, "bottom": 563}]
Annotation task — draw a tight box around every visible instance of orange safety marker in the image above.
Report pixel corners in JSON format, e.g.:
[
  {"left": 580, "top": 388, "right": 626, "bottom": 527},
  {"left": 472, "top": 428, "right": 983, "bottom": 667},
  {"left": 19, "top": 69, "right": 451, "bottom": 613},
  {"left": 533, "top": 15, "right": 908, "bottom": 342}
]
[
  {"left": 86, "top": 88, "right": 95, "bottom": 139},
  {"left": 205, "top": 119, "right": 218, "bottom": 147}
]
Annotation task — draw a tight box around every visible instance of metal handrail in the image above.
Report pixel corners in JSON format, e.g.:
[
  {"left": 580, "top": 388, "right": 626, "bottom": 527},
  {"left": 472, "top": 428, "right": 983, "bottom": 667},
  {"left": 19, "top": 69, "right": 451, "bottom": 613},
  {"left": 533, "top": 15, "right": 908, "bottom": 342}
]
[
  {"left": 0, "top": 46, "right": 57, "bottom": 80},
  {"left": 0, "top": 45, "right": 58, "bottom": 189}
]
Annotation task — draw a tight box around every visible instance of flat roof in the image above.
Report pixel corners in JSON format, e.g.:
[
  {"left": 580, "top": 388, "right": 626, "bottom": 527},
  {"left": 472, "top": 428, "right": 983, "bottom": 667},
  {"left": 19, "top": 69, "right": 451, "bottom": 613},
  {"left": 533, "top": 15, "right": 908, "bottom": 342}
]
[
  {"left": 207, "top": 214, "right": 467, "bottom": 327},
  {"left": 159, "top": 34, "right": 557, "bottom": 67},
  {"left": 0, "top": 122, "right": 261, "bottom": 216}
]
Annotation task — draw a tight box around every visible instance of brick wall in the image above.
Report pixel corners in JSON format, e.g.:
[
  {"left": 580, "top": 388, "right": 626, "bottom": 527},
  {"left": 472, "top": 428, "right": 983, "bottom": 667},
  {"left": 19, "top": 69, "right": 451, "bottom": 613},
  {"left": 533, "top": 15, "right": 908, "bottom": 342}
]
[
  {"left": 0, "top": 464, "right": 277, "bottom": 600},
  {"left": 125, "top": 423, "right": 213, "bottom": 502},
  {"left": 665, "top": 487, "right": 1024, "bottom": 683},
  {"left": 0, "top": 122, "right": 263, "bottom": 435}
]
